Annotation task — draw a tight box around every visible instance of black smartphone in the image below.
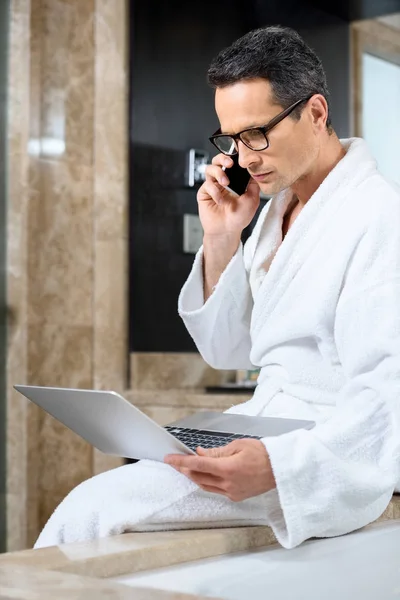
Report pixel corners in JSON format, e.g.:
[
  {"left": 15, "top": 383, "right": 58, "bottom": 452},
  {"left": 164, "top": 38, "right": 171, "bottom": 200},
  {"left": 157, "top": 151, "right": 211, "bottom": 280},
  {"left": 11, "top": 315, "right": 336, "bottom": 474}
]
[{"left": 222, "top": 154, "right": 251, "bottom": 196}]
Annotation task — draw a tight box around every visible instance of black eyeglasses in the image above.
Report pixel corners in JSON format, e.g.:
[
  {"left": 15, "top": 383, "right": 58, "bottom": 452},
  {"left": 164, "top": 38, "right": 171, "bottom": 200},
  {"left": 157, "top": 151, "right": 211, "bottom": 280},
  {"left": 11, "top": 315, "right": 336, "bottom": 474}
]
[{"left": 209, "top": 96, "right": 312, "bottom": 156}]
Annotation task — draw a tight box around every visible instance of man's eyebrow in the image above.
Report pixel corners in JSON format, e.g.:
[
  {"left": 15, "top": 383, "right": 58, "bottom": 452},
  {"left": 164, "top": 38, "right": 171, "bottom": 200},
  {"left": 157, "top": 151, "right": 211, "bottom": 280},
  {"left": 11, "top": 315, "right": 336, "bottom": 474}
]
[{"left": 220, "top": 121, "right": 268, "bottom": 135}]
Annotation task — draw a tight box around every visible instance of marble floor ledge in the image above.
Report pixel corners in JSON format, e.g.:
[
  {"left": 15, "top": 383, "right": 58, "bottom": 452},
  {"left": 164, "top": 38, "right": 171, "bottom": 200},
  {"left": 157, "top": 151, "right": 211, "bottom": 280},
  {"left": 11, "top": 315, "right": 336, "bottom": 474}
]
[
  {"left": 0, "top": 564, "right": 218, "bottom": 600},
  {"left": 0, "top": 526, "right": 276, "bottom": 579},
  {"left": 1, "top": 498, "right": 399, "bottom": 574},
  {"left": 0, "top": 498, "right": 399, "bottom": 595}
]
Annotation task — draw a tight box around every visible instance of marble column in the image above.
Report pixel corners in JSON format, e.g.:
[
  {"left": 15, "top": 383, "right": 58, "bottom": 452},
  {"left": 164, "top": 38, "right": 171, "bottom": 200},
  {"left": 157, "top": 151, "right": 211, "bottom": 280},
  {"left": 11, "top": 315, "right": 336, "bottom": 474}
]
[{"left": 7, "top": 0, "right": 30, "bottom": 553}]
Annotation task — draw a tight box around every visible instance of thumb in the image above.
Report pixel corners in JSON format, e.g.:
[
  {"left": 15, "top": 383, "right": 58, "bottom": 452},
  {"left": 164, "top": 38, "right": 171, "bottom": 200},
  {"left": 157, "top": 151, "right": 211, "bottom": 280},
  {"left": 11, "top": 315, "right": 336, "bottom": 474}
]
[{"left": 244, "top": 177, "right": 260, "bottom": 200}]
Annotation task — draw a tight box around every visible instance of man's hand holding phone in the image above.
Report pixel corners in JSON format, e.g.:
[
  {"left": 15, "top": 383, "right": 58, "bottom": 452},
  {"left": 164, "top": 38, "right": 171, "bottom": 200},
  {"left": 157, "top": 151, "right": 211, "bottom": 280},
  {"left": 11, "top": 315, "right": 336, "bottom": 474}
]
[
  {"left": 197, "top": 154, "right": 260, "bottom": 238},
  {"left": 197, "top": 153, "right": 261, "bottom": 300}
]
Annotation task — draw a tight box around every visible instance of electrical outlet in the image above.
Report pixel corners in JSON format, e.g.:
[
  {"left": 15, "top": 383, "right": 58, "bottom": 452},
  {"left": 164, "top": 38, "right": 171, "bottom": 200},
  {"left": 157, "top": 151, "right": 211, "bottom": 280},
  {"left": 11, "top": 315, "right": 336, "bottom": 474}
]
[{"left": 183, "top": 214, "right": 203, "bottom": 254}]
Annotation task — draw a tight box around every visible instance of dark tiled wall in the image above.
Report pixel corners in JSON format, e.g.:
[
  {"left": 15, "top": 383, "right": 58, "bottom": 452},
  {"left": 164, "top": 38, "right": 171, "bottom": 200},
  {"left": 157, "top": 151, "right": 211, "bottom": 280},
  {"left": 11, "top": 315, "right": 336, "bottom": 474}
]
[{"left": 130, "top": 143, "right": 200, "bottom": 351}]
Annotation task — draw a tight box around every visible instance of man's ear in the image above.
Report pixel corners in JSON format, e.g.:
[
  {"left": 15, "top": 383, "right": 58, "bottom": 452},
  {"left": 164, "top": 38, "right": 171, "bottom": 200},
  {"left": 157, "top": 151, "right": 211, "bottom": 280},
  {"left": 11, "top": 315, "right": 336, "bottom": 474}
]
[{"left": 309, "top": 94, "right": 328, "bottom": 130}]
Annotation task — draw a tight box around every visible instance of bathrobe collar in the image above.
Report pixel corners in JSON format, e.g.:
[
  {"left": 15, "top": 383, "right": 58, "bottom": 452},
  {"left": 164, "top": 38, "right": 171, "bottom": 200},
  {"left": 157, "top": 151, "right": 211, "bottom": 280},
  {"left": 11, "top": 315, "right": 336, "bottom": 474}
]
[{"left": 250, "top": 138, "right": 378, "bottom": 338}]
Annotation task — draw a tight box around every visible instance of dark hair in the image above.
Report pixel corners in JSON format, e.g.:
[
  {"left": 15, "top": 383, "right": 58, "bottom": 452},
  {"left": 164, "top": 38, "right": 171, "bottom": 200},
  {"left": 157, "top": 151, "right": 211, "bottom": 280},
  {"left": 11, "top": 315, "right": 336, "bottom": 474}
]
[{"left": 208, "top": 26, "right": 331, "bottom": 129}]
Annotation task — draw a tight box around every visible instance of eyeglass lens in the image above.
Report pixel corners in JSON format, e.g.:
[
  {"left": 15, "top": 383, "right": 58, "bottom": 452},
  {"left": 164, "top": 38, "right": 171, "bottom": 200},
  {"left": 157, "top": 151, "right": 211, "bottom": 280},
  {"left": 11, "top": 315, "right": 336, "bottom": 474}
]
[
  {"left": 215, "top": 137, "right": 237, "bottom": 154},
  {"left": 215, "top": 129, "right": 268, "bottom": 154},
  {"left": 241, "top": 129, "right": 268, "bottom": 150}
]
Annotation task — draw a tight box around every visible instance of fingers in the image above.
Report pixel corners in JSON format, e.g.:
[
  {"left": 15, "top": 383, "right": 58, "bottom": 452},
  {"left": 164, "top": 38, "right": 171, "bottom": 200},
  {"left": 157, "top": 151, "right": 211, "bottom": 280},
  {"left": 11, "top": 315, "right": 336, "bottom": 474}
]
[
  {"left": 184, "top": 470, "right": 225, "bottom": 488},
  {"left": 204, "top": 154, "right": 233, "bottom": 188},
  {"left": 197, "top": 154, "right": 236, "bottom": 206},
  {"left": 211, "top": 154, "right": 233, "bottom": 168},
  {"left": 197, "top": 442, "right": 242, "bottom": 458},
  {"left": 196, "top": 445, "right": 230, "bottom": 458},
  {"left": 235, "top": 177, "right": 260, "bottom": 213},
  {"left": 197, "top": 178, "right": 226, "bottom": 205},
  {"left": 198, "top": 484, "right": 227, "bottom": 496},
  {"left": 164, "top": 454, "right": 224, "bottom": 476},
  {"left": 244, "top": 177, "right": 261, "bottom": 200},
  {"left": 205, "top": 164, "right": 230, "bottom": 187},
  {"left": 177, "top": 465, "right": 227, "bottom": 496}
]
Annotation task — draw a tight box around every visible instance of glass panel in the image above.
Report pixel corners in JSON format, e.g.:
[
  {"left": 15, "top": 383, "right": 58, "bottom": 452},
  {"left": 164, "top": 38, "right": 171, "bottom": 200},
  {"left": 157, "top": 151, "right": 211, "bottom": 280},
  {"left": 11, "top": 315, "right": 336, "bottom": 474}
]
[{"left": 362, "top": 52, "right": 400, "bottom": 186}]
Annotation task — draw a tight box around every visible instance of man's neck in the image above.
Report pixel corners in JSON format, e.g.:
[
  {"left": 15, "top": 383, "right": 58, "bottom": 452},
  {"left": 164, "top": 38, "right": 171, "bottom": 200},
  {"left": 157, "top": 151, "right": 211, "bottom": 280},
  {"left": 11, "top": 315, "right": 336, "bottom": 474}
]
[{"left": 291, "top": 135, "right": 346, "bottom": 207}]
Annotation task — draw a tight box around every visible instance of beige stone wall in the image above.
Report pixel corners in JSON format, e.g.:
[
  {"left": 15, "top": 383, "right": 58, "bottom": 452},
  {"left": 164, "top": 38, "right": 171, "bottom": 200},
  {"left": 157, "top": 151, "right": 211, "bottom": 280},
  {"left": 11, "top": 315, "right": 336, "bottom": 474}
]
[
  {"left": 7, "top": 0, "right": 30, "bottom": 556},
  {"left": 7, "top": 0, "right": 128, "bottom": 550},
  {"left": 130, "top": 353, "right": 235, "bottom": 390}
]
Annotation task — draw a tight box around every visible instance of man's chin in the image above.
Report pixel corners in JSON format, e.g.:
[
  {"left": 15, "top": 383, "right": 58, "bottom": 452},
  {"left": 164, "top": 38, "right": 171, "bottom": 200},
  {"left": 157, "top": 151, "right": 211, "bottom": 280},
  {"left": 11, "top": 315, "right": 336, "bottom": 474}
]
[{"left": 258, "top": 180, "right": 285, "bottom": 196}]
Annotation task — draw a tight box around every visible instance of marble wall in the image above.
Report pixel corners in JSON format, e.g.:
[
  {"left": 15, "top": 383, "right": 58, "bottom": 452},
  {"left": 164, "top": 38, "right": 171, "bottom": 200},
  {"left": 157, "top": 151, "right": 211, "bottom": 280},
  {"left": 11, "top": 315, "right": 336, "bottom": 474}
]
[
  {"left": 7, "top": 0, "right": 30, "bottom": 554},
  {"left": 7, "top": 0, "right": 128, "bottom": 550},
  {"left": 130, "top": 353, "right": 235, "bottom": 390},
  {"left": 0, "top": 0, "right": 9, "bottom": 554}
]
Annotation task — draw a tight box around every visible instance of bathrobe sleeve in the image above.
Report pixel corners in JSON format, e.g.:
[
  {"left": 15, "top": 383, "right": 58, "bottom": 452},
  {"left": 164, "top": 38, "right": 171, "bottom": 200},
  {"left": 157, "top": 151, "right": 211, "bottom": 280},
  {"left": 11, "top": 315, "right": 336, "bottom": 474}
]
[
  {"left": 178, "top": 240, "right": 255, "bottom": 370},
  {"left": 262, "top": 275, "right": 400, "bottom": 549}
]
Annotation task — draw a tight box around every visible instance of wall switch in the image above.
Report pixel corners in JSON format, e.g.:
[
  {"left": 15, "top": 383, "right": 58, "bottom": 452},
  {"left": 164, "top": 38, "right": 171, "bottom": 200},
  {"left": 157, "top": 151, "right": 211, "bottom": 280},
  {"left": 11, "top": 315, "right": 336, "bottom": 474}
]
[{"left": 183, "top": 214, "right": 203, "bottom": 254}]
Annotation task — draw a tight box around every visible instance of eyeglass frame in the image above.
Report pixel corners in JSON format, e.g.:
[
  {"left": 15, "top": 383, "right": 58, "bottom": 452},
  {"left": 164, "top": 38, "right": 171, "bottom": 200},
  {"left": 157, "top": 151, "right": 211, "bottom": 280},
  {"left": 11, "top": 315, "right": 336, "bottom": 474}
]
[{"left": 209, "top": 95, "right": 313, "bottom": 156}]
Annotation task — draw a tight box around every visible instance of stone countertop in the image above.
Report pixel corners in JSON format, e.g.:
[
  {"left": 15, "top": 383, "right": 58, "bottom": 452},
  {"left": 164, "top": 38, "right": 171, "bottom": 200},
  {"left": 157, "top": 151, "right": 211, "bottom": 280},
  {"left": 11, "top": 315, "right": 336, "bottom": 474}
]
[{"left": 124, "top": 388, "right": 253, "bottom": 409}]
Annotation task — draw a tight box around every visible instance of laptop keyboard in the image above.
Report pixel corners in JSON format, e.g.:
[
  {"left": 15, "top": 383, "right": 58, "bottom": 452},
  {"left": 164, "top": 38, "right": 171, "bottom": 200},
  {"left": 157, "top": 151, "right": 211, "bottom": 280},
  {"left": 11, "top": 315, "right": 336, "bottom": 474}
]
[{"left": 164, "top": 426, "right": 262, "bottom": 452}]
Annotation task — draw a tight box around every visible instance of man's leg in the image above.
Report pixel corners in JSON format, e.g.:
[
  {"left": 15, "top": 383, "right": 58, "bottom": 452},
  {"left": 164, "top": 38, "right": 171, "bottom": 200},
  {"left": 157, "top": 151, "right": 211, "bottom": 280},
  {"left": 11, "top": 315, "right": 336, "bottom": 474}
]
[{"left": 35, "top": 459, "right": 270, "bottom": 548}]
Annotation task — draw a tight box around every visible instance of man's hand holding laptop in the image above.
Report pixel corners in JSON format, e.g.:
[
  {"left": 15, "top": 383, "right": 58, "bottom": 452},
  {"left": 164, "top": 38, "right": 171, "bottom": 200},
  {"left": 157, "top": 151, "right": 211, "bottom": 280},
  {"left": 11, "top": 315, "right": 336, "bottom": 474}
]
[{"left": 165, "top": 438, "right": 276, "bottom": 502}]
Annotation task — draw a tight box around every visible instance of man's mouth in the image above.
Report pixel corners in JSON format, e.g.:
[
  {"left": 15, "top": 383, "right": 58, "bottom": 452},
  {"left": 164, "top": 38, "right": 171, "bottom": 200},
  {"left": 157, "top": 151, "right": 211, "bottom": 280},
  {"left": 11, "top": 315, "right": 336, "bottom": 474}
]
[{"left": 250, "top": 171, "right": 273, "bottom": 181}]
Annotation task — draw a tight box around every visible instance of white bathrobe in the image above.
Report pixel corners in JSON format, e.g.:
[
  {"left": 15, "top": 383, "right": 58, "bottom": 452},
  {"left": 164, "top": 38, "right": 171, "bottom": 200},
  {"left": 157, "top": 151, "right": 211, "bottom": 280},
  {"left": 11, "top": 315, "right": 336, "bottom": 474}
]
[
  {"left": 179, "top": 137, "right": 400, "bottom": 547},
  {"left": 35, "top": 138, "right": 400, "bottom": 550}
]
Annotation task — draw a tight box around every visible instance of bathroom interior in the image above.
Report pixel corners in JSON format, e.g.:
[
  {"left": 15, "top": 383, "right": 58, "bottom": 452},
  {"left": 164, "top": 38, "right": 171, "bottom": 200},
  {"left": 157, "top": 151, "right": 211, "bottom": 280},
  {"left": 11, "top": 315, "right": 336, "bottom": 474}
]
[{"left": 0, "top": 0, "right": 400, "bottom": 597}]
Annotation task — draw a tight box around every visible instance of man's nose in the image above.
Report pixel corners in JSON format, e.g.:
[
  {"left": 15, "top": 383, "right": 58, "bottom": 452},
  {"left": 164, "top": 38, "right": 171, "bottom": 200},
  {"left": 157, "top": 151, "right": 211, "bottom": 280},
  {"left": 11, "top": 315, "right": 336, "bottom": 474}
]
[{"left": 237, "top": 141, "right": 260, "bottom": 170}]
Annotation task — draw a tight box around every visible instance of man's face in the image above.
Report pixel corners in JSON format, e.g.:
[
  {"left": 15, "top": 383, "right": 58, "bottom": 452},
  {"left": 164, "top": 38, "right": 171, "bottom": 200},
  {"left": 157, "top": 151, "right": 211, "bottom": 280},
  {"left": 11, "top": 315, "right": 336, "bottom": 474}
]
[{"left": 215, "top": 79, "right": 320, "bottom": 195}]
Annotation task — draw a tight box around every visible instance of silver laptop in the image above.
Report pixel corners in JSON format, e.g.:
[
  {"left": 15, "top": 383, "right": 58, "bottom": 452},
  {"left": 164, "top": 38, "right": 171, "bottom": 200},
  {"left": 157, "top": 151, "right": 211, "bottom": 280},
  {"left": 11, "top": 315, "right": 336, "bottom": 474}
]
[{"left": 14, "top": 385, "right": 315, "bottom": 462}]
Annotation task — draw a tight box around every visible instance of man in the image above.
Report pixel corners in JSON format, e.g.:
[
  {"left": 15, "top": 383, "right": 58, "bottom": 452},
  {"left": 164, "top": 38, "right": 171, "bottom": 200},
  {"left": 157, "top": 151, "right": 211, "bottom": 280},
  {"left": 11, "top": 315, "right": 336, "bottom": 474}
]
[{"left": 35, "top": 26, "right": 400, "bottom": 550}]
